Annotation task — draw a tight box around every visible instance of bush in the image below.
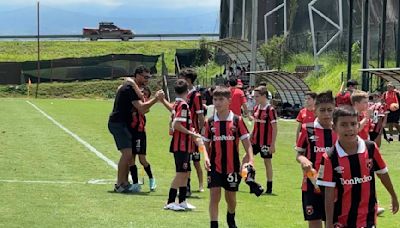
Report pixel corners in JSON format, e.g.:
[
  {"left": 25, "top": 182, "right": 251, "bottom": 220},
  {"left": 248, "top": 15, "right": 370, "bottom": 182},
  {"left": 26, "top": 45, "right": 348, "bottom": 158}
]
[{"left": 260, "top": 35, "right": 286, "bottom": 70}]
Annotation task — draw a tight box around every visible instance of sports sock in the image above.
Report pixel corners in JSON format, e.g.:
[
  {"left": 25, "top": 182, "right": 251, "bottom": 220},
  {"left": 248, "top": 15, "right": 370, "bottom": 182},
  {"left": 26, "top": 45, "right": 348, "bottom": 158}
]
[
  {"left": 167, "top": 188, "right": 177, "bottom": 204},
  {"left": 227, "top": 212, "right": 236, "bottom": 228},
  {"left": 129, "top": 165, "right": 138, "bottom": 184},
  {"left": 210, "top": 221, "right": 218, "bottom": 228},
  {"left": 178, "top": 187, "right": 187, "bottom": 203},
  {"left": 144, "top": 164, "right": 153, "bottom": 179}
]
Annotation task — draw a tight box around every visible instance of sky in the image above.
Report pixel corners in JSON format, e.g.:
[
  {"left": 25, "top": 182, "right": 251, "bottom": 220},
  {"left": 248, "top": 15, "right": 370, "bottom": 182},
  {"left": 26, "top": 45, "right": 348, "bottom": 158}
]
[{"left": 0, "top": 0, "right": 220, "bottom": 9}]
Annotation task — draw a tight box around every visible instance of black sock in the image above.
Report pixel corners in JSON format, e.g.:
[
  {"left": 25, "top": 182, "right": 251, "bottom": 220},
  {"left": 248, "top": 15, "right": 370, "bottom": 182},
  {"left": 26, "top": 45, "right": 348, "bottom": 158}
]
[
  {"left": 178, "top": 187, "right": 187, "bottom": 203},
  {"left": 129, "top": 165, "right": 138, "bottom": 184},
  {"left": 210, "top": 221, "right": 218, "bottom": 228},
  {"left": 227, "top": 212, "right": 236, "bottom": 228},
  {"left": 267, "top": 181, "right": 273, "bottom": 192},
  {"left": 167, "top": 188, "right": 177, "bottom": 204},
  {"left": 144, "top": 164, "right": 153, "bottom": 179},
  {"left": 187, "top": 178, "right": 191, "bottom": 192}
]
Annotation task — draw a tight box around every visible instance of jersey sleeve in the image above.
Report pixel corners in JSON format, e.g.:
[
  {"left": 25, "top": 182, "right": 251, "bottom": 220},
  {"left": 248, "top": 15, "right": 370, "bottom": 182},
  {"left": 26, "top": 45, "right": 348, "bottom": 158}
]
[
  {"left": 269, "top": 107, "right": 278, "bottom": 124},
  {"left": 202, "top": 120, "right": 211, "bottom": 142},
  {"left": 240, "top": 90, "right": 247, "bottom": 105},
  {"left": 316, "top": 153, "right": 336, "bottom": 187},
  {"left": 238, "top": 117, "right": 250, "bottom": 140},
  {"left": 295, "top": 125, "right": 308, "bottom": 153},
  {"left": 373, "top": 144, "right": 388, "bottom": 174},
  {"left": 296, "top": 109, "right": 304, "bottom": 123},
  {"left": 194, "top": 92, "right": 204, "bottom": 114}
]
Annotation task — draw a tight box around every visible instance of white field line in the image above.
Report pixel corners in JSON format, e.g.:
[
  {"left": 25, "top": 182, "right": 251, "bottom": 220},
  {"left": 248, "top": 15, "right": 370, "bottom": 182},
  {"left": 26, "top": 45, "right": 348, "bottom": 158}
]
[
  {"left": 26, "top": 101, "right": 117, "bottom": 170},
  {"left": 0, "top": 179, "right": 115, "bottom": 185}
]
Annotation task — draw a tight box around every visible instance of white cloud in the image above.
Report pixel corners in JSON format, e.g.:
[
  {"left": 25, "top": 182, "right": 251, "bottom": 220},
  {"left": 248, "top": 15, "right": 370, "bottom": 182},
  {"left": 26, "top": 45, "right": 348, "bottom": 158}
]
[{"left": 0, "top": 0, "right": 220, "bottom": 8}]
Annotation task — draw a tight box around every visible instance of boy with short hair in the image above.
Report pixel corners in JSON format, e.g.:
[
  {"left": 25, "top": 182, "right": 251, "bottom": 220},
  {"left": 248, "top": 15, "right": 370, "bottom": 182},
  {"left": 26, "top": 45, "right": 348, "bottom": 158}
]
[
  {"left": 202, "top": 86, "right": 254, "bottom": 228},
  {"left": 351, "top": 90, "right": 372, "bottom": 140},
  {"left": 164, "top": 79, "right": 199, "bottom": 211},
  {"left": 368, "top": 92, "right": 388, "bottom": 147},
  {"left": 317, "top": 106, "right": 399, "bottom": 228},
  {"left": 295, "top": 91, "right": 337, "bottom": 228},
  {"left": 296, "top": 92, "right": 317, "bottom": 140},
  {"left": 250, "top": 86, "right": 277, "bottom": 194},
  {"left": 129, "top": 86, "right": 156, "bottom": 192}
]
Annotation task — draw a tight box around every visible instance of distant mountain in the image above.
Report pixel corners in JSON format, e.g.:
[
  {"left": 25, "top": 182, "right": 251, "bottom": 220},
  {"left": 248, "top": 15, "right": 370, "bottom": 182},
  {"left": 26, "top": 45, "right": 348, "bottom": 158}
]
[{"left": 0, "top": 5, "right": 219, "bottom": 35}]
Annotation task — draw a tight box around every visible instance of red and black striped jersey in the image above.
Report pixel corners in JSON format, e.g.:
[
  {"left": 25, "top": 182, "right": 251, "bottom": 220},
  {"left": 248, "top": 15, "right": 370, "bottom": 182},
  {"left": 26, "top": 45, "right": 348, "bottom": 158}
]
[
  {"left": 187, "top": 88, "right": 204, "bottom": 132},
  {"left": 251, "top": 104, "right": 277, "bottom": 146},
  {"left": 170, "top": 98, "right": 194, "bottom": 153},
  {"left": 317, "top": 138, "right": 388, "bottom": 228},
  {"left": 295, "top": 120, "right": 337, "bottom": 192},
  {"left": 131, "top": 98, "right": 147, "bottom": 132},
  {"left": 203, "top": 111, "right": 250, "bottom": 174},
  {"left": 368, "top": 102, "right": 387, "bottom": 134}
]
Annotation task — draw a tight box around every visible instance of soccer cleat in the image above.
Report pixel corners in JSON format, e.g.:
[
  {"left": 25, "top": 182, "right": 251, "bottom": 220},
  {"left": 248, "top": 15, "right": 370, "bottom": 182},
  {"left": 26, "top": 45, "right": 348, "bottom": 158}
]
[
  {"left": 199, "top": 187, "right": 205, "bottom": 192},
  {"left": 114, "top": 184, "right": 135, "bottom": 193},
  {"left": 149, "top": 178, "right": 157, "bottom": 191},
  {"left": 179, "top": 201, "right": 196, "bottom": 210},
  {"left": 129, "top": 183, "right": 141, "bottom": 193},
  {"left": 377, "top": 207, "right": 385, "bottom": 216},
  {"left": 265, "top": 189, "right": 272, "bottom": 194},
  {"left": 164, "top": 203, "right": 185, "bottom": 211}
]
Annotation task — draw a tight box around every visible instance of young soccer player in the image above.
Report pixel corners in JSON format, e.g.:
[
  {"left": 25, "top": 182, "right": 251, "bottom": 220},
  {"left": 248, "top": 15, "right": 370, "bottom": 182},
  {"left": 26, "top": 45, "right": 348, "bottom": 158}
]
[
  {"left": 250, "top": 86, "right": 277, "bottom": 194},
  {"left": 164, "top": 79, "right": 198, "bottom": 211},
  {"left": 296, "top": 92, "right": 317, "bottom": 140},
  {"left": 368, "top": 92, "right": 388, "bottom": 147},
  {"left": 351, "top": 90, "right": 372, "bottom": 140},
  {"left": 295, "top": 91, "right": 337, "bottom": 228},
  {"left": 129, "top": 86, "right": 156, "bottom": 192},
  {"left": 317, "top": 106, "right": 399, "bottom": 228},
  {"left": 179, "top": 68, "right": 205, "bottom": 194},
  {"left": 202, "top": 86, "right": 254, "bottom": 228}
]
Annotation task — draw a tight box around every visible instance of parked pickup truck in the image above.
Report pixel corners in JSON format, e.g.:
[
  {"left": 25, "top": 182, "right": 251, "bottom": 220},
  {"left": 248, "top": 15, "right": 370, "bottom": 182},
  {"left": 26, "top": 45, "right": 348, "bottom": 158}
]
[{"left": 83, "top": 22, "right": 134, "bottom": 41}]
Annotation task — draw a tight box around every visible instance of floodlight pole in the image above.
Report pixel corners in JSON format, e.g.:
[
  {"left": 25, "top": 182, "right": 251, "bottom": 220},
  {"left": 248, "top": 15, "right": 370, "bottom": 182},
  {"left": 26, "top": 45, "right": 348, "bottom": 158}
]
[
  {"left": 250, "top": 0, "right": 258, "bottom": 86},
  {"left": 379, "top": 0, "right": 387, "bottom": 89},
  {"left": 361, "top": 0, "right": 369, "bottom": 91},
  {"left": 35, "top": 0, "right": 41, "bottom": 98},
  {"left": 241, "top": 0, "right": 246, "bottom": 40},
  {"left": 347, "top": 0, "right": 354, "bottom": 80},
  {"left": 229, "top": 0, "right": 234, "bottom": 37},
  {"left": 396, "top": 0, "right": 400, "bottom": 67}
]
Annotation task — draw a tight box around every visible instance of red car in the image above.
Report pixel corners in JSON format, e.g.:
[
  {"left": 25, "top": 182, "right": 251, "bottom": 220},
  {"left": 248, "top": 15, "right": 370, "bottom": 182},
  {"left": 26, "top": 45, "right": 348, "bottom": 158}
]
[{"left": 83, "top": 22, "right": 134, "bottom": 41}]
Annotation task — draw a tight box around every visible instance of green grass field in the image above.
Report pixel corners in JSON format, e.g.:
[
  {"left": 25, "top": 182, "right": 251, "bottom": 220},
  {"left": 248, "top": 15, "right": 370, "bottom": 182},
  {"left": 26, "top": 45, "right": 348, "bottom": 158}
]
[{"left": 1, "top": 98, "right": 399, "bottom": 227}]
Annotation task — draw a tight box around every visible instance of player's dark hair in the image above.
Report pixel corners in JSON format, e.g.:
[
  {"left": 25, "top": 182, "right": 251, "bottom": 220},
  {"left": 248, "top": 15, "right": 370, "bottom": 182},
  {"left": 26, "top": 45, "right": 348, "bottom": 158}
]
[
  {"left": 254, "top": 86, "right": 268, "bottom": 97},
  {"left": 213, "top": 86, "right": 231, "bottom": 99},
  {"left": 179, "top": 68, "right": 197, "bottom": 84},
  {"left": 333, "top": 105, "right": 358, "bottom": 124},
  {"left": 228, "top": 77, "right": 237, "bottom": 87},
  {"left": 174, "top": 79, "right": 188, "bottom": 95},
  {"left": 134, "top": 65, "right": 150, "bottom": 77},
  {"left": 142, "top": 86, "right": 151, "bottom": 98},
  {"left": 315, "top": 90, "right": 334, "bottom": 106},
  {"left": 306, "top": 92, "right": 317, "bottom": 99}
]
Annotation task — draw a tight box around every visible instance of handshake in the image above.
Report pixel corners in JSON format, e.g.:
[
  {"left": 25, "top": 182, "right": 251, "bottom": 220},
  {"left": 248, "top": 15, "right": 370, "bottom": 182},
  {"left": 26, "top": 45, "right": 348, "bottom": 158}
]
[
  {"left": 242, "top": 164, "right": 264, "bottom": 197},
  {"left": 154, "top": 90, "right": 165, "bottom": 101}
]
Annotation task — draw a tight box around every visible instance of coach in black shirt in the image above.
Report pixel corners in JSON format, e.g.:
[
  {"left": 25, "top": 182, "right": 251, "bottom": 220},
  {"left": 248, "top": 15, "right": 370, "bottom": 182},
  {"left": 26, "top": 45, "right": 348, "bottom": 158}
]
[{"left": 108, "top": 66, "right": 163, "bottom": 193}]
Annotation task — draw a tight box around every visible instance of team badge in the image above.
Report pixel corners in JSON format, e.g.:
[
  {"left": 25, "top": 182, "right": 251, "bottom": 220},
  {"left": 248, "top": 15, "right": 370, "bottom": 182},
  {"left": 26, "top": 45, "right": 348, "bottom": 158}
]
[
  {"left": 334, "top": 166, "right": 344, "bottom": 174},
  {"left": 309, "top": 135, "right": 319, "bottom": 142},
  {"left": 366, "top": 159, "right": 373, "bottom": 170},
  {"left": 231, "top": 125, "right": 237, "bottom": 133},
  {"left": 211, "top": 127, "right": 216, "bottom": 133},
  {"left": 306, "top": 205, "right": 314, "bottom": 215},
  {"left": 181, "top": 110, "right": 188, "bottom": 117},
  {"left": 182, "top": 162, "right": 188, "bottom": 170}
]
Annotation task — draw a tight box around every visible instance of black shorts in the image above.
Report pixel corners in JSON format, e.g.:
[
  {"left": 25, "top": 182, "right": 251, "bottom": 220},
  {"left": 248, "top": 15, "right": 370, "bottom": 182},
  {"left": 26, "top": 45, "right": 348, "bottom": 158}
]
[
  {"left": 207, "top": 170, "right": 241, "bottom": 192},
  {"left": 302, "top": 190, "right": 325, "bottom": 221},
  {"left": 108, "top": 122, "right": 132, "bottom": 150},
  {"left": 191, "top": 148, "right": 201, "bottom": 162},
  {"left": 252, "top": 144, "right": 272, "bottom": 159},
  {"left": 174, "top": 152, "right": 191, "bottom": 173},
  {"left": 387, "top": 109, "right": 400, "bottom": 123},
  {"left": 369, "top": 132, "right": 380, "bottom": 141},
  {"left": 132, "top": 131, "right": 147, "bottom": 155}
]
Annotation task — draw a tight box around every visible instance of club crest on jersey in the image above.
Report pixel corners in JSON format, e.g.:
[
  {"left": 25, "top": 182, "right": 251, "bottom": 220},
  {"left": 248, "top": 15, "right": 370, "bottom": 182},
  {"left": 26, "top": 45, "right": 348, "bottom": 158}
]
[
  {"left": 181, "top": 110, "right": 188, "bottom": 117},
  {"left": 334, "top": 166, "right": 344, "bottom": 174},
  {"left": 309, "top": 135, "right": 319, "bottom": 142},
  {"left": 366, "top": 159, "right": 373, "bottom": 170},
  {"left": 231, "top": 125, "right": 237, "bottom": 133},
  {"left": 182, "top": 163, "right": 188, "bottom": 170},
  {"left": 306, "top": 205, "right": 314, "bottom": 215},
  {"left": 211, "top": 127, "right": 216, "bottom": 133}
]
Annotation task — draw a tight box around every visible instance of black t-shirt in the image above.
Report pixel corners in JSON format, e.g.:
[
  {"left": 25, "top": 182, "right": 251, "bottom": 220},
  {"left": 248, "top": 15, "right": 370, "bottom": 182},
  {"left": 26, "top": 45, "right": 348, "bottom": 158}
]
[
  {"left": 204, "top": 90, "right": 213, "bottom": 106},
  {"left": 109, "top": 85, "right": 140, "bottom": 124}
]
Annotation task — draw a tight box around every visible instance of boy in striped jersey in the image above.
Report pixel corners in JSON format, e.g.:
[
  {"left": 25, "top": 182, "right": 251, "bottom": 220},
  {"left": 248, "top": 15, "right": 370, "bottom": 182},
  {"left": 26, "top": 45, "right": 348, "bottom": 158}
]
[
  {"left": 250, "top": 86, "right": 277, "bottom": 194},
  {"left": 296, "top": 91, "right": 337, "bottom": 228},
  {"left": 318, "top": 106, "right": 398, "bottom": 228},
  {"left": 163, "top": 79, "right": 199, "bottom": 211},
  {"left": 202, "top": 86, "right": 254, "bottom": 228}
]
